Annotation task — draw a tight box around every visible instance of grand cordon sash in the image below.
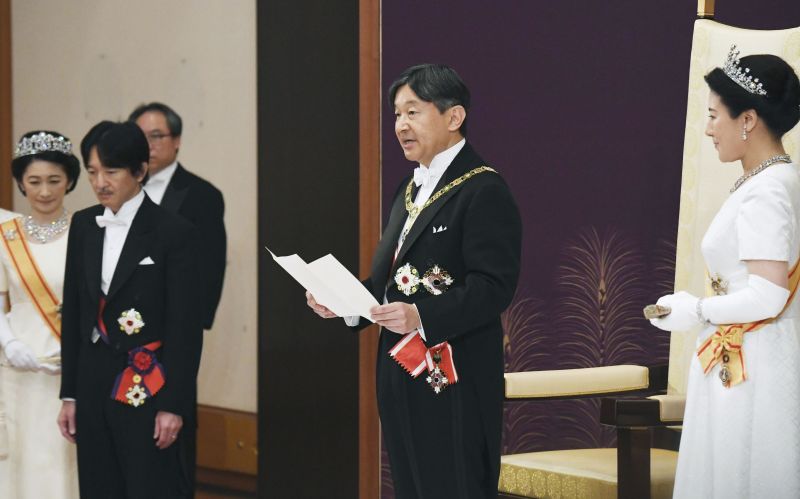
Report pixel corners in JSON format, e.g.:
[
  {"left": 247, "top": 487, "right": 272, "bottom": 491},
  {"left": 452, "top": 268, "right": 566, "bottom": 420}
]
[
  {"left": 697, "top": 258, "right": 800, "bottom": 387},
  {"left": 0, "top": 218, "right": 61, "bottom": 339}
]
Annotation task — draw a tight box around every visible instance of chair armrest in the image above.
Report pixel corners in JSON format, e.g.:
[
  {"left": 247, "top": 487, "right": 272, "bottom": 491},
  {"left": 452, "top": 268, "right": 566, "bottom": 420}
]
[
  {"left": 647, "top": 394, "right": 685, "bottom": 423},
  {"left": 504, "top": 365, "right": 667, "bottom": 401},
  {"left": 600, "top": 393, "right": 684, "bottom": 428}
]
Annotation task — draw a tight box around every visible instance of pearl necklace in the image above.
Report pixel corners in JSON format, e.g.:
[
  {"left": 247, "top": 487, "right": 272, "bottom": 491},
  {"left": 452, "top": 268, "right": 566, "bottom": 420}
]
[
  {"left": 730, "top": 154, "right": 792, "bottom": 193},
  {"left": 24, "top": 207, "right": 69, "bottom": 244}
]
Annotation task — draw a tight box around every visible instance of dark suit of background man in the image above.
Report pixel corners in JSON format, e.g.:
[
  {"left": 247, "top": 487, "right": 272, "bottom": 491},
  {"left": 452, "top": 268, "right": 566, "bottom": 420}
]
[
  {"left": 308, "top": 64, "right": 522, "bottom": 498},
  {"left": 129, "top": 102, "right": 227, "bottom": 494},
  {"left": 57, "top": 122, "right": 202, "bottom": 498},
  {"left": 129, "top": 102, "right": 226, "bottom": 331}
]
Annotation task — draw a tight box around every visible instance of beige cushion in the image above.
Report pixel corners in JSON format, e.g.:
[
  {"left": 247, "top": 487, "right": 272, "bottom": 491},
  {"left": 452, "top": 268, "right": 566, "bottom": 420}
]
[
  {"left": 499, "top": 448, "right": 678, "bottom": 499},
  {"left": 648, "top": 394, "right": 686, "bottom": 423},
  {"left": 505, "top": 365, "right": 650, "bottom": 399}
]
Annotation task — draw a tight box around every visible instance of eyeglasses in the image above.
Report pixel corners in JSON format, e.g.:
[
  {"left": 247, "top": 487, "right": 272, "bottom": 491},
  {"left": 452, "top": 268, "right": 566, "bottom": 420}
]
[{"left": 145, "top": 132, "right": 173, "bottom": 143}]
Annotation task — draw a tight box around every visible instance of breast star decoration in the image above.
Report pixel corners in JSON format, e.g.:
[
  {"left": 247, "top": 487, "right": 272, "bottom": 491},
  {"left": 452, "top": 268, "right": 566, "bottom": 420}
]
[
  {"left": 421, "top": 265, "right": 454, "bottom": 295},
  {"left": 125, "top": 384, "right": 148, "bottom": 407},
  {"left": 394, "top": 263, "right": 420, "bottom": 296},
  {"left": 118, "top": 309, "right": 145, "bottom": 335}
]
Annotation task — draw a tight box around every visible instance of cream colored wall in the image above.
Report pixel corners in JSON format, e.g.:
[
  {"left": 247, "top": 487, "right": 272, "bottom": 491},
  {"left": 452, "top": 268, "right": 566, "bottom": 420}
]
[{"left": 12, "top": 0, "right": 257, "bottom": 412}]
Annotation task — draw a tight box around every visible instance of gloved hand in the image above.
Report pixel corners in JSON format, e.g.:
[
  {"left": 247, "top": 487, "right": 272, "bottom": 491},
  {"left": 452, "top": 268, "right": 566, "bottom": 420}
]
[
  {"left": 0, "top": 295, "right": 40, "bottom": 371},
  {"left": 649, "top": 291, "right": 703, "bottom": 332},
  {"left": 2, "top": 339, "right": 40, "bottom": 371}
]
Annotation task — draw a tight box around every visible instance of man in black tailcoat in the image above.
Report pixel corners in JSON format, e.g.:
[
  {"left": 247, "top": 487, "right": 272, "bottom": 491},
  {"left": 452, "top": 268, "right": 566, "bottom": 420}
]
[
  {"left": 57, "top": 121, "right": 202, "bottom": 498},
  {"left": 129, "top": 102, "right": 226, "bottom": 331},
  {"left": 307, "top": 64, "right": 522, "bottom": 498}
]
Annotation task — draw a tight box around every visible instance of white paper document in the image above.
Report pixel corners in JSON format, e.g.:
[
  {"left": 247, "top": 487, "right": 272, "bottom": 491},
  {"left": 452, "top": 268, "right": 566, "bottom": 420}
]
[{"left": 266, "top": 248, "right": 379, "bottom": 322}]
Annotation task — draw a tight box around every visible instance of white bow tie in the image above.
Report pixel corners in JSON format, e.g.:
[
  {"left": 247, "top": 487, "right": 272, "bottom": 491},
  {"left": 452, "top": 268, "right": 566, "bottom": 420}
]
[
  {"left": 413, "top": 167, "right": 439, "bottom": 188},
  {"left": 95, "top": 215, "right": 128, "bottom": 229}
]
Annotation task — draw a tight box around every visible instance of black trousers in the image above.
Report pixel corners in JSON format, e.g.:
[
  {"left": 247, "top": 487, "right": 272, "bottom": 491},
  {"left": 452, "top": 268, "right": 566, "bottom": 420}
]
[
  {"left": 378, "top": 358, "right": 499, "bottom": 499},
  {"left": 75, "top": 342, "right": 190, "bottom": 499}
]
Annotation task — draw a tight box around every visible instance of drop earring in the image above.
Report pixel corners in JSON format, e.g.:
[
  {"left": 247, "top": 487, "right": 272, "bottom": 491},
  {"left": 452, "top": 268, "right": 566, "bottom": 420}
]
[{"left": 742, "top": 124, "right": 748, "bottom": 141}]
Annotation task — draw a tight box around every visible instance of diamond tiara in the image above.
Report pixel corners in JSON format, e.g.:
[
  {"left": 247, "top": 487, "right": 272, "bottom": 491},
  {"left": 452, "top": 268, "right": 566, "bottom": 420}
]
[
  {"left": 723, "top": 45, "right": 767, "bottom": 97},
  {"left": 13, "top": 132, "right": 73, "bottom": 159}
]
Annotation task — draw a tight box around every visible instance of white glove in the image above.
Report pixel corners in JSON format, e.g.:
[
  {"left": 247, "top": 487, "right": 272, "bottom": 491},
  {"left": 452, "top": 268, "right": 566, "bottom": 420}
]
[
  {"left": 702, "top": 274, "right": 790, "bottom": 325},
  {"left": 649, "top": 291, "right": 702, "bottom": 332},
  {"left": 2, "top": 340, "right": 39, "bottom": 371},
  {"left": 0, "top": 296, "right": 40, "bottom": 371}
]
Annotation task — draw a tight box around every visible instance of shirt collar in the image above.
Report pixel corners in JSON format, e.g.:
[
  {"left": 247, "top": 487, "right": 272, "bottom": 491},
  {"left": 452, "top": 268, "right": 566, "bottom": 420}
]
[
  {"left": 102, "top": 189, "right": 146, "bottom": 223},
  {"left": 147, "top": 161, "right": 178, "bottom": 186},
  {"left": 414, "top": 139, "right": 465, "bottom": 187}
]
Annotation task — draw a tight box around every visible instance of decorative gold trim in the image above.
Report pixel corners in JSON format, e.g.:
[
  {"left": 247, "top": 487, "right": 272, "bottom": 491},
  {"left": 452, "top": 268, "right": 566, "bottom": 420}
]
[
  {"left": 504, "top": 382, "right": 650, "bottom": 399},
  {"left": 404, "top": 166, "right": 496, "bottom": 218},
  {"left": 697, "top": 0, "right": 715, "bottom": 18}
]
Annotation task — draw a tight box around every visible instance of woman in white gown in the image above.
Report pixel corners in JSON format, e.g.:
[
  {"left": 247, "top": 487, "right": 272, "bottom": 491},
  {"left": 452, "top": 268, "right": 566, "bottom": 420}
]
[
  {"left": 0, "top": 131, "right": 81, "bottom": 498},
  {"left": 651, "top": 48, "right": 800, "bottom": 498}
]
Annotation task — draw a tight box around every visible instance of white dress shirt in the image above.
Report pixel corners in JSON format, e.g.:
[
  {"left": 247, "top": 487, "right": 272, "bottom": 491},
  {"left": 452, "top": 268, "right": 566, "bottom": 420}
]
[
  {"left": 345, "top": 139, "right": 466, "bottom": 340},
  {"left": 142, "top": 161, "right": 178, "bottom": 205},
  {"left": 98, "top": 189, "right": 146, "bottom": 295}
]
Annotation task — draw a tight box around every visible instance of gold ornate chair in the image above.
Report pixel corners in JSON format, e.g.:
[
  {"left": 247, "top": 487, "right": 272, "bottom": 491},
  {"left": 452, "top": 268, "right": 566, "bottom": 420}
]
[{"left": 498, "top": 3, "right": 800, "bottom": 498}]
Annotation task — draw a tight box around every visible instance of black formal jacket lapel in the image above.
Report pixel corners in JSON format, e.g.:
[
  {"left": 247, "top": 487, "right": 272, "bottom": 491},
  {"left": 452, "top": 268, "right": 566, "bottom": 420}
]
[
  {"left": 391, "top": 143, "right": 480, "bottom": 274},
  {"left": 370, "top": 182, "right": 418, "bottom": 295},
  {"left": 106, "top": 196, "right": 157, "bottom": 301},
  {"left": 83, "top": 206, "right": 105, "bottom": 305},
  {"left": 160, "top": 163, "right": 190, "bottom": 214}
]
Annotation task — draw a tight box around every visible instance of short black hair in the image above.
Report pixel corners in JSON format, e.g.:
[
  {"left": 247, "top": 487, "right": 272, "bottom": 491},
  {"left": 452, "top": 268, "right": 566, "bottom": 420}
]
[
  {"left": 705, "top": 54, "right": 800, "bottom": 138},
  {"left": 11, "top": 130, "right": 80, "bottom": 195},
  {"left": 128, "top": 102, "right": 183, "bottom": 137},
  {"left": 81, "top": 121, "right": 150, "bottom": 184},
  {"left": 388, "top": 64, "right": 471, "bottom": 136}
]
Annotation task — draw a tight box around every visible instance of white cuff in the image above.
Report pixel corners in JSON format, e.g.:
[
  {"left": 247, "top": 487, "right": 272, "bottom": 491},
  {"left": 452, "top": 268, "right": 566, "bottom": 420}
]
[
  {"left": 413, "top": 304, "right": 426, "bottom": 341},
  {"left": 343, "top": 315, "right": 361, "bottom": 327},
  {"left": 61, "top": 398, "right": 76, "bottom": 402}
]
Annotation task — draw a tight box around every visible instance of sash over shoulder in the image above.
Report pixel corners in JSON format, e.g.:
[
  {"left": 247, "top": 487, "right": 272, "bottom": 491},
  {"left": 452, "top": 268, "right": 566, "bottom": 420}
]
[{"left": 0, "top": 218, "right": 61, "bottom": 339}]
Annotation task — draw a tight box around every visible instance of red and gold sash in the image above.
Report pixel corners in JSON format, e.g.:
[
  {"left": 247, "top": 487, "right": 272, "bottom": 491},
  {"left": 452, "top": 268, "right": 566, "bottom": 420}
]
[
  {"left": 697, "top": 259, "right": 800, "bottom": 387},
  {"left": 0, "top": 218, "right": 61, "bottom": 339}
]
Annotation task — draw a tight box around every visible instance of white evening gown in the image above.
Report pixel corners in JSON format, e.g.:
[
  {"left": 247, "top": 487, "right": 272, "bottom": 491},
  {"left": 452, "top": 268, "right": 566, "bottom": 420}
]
[
  {"left": 0, "top": 228, "right": 79, "bottom": 499},
  {"left": 673, "top": 162, "right": 800, "bottom": 499}
]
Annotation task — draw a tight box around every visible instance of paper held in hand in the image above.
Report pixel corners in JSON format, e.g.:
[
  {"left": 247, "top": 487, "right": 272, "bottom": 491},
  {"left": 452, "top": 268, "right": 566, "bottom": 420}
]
[{"left": 266, "top": 247, "right": 379, "bottom": 322}]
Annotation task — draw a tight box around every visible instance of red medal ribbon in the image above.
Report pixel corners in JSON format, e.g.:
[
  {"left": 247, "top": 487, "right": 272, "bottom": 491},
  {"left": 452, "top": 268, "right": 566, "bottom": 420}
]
[
  {"left": 96, "top": 296, "right": 110, "bottom": 344},
  {"left": 389, "top": 330, "right": 459, "bottom": 384},
  {"left": 111, "top": 341, "right": 165, "bottom": 407}
]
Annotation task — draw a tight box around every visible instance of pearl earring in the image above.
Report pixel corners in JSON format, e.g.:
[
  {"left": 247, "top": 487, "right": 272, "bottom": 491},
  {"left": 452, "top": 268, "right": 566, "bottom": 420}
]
[{"left": 742, "top": 124, "right": 748, "bottom": 141}]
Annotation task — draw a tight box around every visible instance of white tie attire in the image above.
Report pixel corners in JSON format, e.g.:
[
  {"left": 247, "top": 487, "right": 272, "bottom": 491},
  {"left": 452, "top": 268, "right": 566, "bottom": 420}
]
[
  {"left": 344, "top": 139, "right": 466, "bottom": 340},
  {"left": 97, "top": 190, "right": 146, "bottom": 295}
]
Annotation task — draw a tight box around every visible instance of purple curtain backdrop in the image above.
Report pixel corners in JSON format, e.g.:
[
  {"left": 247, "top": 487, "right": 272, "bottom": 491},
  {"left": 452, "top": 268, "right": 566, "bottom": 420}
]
[{"left": 379, "top": 2, "right": 800, "bottom": 497}]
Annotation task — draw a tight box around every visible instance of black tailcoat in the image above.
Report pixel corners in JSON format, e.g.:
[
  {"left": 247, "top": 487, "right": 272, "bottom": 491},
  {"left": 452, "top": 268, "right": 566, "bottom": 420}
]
[
  {"left": 357, "top": 143, "right": 522, "bottom": 499},
  {"left": 60, "top": 195, "right": 202, "bottom": 498},
  {"left": 161, "top": 164, "right": 226, "bottom": 330}
]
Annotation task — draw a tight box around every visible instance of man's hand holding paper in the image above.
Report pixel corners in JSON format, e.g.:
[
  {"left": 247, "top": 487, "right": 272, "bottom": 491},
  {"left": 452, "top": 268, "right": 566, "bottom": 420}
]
[{"left": 268, "top": 248, "right": 379, "bottom": 321}]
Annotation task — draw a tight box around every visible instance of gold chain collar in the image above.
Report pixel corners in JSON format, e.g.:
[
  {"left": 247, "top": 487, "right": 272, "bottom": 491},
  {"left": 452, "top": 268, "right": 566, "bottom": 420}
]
[{"left": 404, "top": 166, "right": 496, "bottom": 219}]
